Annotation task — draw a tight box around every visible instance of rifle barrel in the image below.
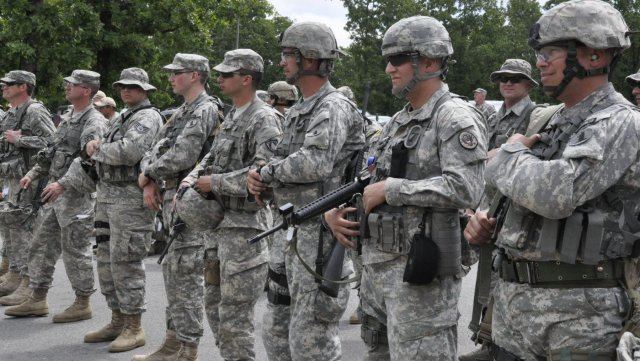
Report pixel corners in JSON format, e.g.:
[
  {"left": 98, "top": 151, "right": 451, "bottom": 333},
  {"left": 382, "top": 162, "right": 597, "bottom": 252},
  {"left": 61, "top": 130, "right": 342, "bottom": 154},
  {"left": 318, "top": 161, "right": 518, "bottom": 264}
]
[{"left": 247, "top": 221, "right": 286, "bottom": 245}]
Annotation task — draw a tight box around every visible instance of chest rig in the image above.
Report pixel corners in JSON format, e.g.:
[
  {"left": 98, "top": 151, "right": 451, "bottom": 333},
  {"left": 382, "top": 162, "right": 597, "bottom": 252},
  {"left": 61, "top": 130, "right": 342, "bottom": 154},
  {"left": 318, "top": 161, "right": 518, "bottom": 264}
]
[
  {"left": 488, "top": 102, "right": 537, "bottom": 150},
  {"left": 0, "top": 100, "right": 39, "bottom": 178},
  {"left": 200, "top": 100, "right": 278, "bottom": 211},
  {"left": 96, "top": 105, "right": 160, "bottom": 183},
  {"left": 48, "top": 108, "right": 93, "bottom": 180},
  {"left": 368, "top": 94, "right": 463, "bottom": 277}
]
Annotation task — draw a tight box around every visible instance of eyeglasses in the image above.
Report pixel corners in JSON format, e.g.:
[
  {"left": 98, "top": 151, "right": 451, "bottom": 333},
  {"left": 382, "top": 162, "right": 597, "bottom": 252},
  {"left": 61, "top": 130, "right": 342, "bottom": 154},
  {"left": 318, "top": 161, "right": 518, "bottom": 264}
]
[
  {"left": 217, "top": 72, "right": 237, "bottom": 79},
  {"left": 535, "top": 46, "right": 566, "bottom": 63},
  {"left": 386, "top": 53, "right": 417, "bottom": 67},
  {"left": 117, "top": 84, "right": 142, "bottom": 90},
  {"left": 498, "top": 76, "right": 525, "bottom": 84},
  {"left": 280, "top": 51, "right": 297, "bottom": 62},
  {"left": 63, "top": 81, "right": 89, "bottom": 89}
]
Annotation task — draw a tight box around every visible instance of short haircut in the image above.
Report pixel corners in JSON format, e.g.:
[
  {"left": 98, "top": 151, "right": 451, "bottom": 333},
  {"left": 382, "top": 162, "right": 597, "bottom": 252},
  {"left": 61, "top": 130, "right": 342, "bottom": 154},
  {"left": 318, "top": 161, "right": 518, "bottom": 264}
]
[
  {"left": 197, "top": 71, "right": 209, "bottom": 85},
  {"left": 239, "top": 70, "right": 262, "bottom": 90}
]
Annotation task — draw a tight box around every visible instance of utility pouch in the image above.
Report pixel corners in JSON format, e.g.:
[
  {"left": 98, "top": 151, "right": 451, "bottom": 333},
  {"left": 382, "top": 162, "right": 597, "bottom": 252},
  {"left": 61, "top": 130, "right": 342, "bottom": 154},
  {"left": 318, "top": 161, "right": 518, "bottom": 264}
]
[
  {"left": 388, "top": 141, "right": 408, "bottom": 178},
  {"left": 403, "top": 213, "right": 439, "bottom": 285},
  {"left": 369, "top": 212, "right": 407, "bottom": 254}
]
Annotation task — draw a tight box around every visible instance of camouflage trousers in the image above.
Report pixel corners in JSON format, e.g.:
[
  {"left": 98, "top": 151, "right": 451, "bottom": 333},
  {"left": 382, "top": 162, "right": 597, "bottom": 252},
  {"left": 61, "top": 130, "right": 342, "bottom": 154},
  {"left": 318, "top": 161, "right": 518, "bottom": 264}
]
[
  {"left": 262, "top": 262, "right": 292, "bottom": 361},
  {"left": 360, "top": 257, "right": 460, "bottom": 361},
  {"left": 3, "top": 177, "right": 37, "bottom": 276},
  {"left": 28, "top": 198, "right": 94, "bottom": 295},
  {"left": 95, "top": 202, "right": 154, "bottom": 315},
  {"left": 285, "top": 225, "right": 351, "bottom": 361},
  {"left": 492, "top": 278, "right": 629, "bottom": 360},
  {"left": 204, "top": 227, "right": 268, "bottom": 360}
]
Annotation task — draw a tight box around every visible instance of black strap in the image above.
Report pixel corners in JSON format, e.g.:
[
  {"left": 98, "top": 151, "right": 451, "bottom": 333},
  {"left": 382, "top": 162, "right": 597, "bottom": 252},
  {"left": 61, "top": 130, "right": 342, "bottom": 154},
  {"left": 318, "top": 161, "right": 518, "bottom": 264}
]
[
  {"left": 95, "top": 235, "right": 110, "bottom": 244},
  {"left": 94, "top": 221, "right": 109, "bottom": 229},
  {"left": 12, "top": 99, "right": 37, "bottom": 132},
  {"left": 267, "top": 267, "right": 288, "bottom": 289},
  {"left": 266, "top": 286, "right": 291, "bottom": 305}
]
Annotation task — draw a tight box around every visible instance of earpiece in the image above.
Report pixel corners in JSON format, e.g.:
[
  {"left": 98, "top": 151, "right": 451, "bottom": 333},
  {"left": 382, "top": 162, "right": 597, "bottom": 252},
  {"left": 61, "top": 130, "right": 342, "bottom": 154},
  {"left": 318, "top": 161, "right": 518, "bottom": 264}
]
[{"left": 591, "top": 54, "right": 599, "bottom": 61}]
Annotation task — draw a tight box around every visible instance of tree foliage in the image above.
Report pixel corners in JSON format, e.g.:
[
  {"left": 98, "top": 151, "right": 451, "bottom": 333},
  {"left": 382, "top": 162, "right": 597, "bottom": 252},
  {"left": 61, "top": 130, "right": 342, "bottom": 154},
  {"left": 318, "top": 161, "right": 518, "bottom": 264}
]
[
  {"left": 336, "top": 0, "right": 640, "bottom": 116},
  {"left": 0, "top": 0, "right": 291, "bottom": 111}
]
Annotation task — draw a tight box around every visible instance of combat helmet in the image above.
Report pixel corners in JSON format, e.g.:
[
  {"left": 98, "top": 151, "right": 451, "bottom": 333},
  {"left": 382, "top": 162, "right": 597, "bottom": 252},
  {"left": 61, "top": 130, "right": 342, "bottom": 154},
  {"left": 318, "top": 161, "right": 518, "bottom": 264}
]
[
  {"left": 279, "top": 22, "right": 346, "bottom": 81},
  {"left": 528, "top": 0, "right": 631, "bottom": 97},
  {"left": 268, "top": 81, "right": 299, "bottom": 103},
  {"left": 175, "top": 187, "right": 224, "bottom": 231},
  {"left": 382, "top": 16, "right": 453, "bottom": 98},
  {"left": 0, "top": 201, "right": 33, "bottom": 227}
]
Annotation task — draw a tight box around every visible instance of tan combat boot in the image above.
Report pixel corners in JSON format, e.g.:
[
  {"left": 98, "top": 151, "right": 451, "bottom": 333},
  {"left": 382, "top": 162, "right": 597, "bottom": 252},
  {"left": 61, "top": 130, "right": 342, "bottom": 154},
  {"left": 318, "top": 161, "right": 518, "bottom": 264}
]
[
  {"left": 5, "top": 288, "right": 48, "bottom": 317},
  {"left": 131, "top": 329, "right": 181, "bottom": 361},
  {"left": 109, "top": 313, "right": 145, "bottom": 352},
  {"left": 458, "top": 344, "right": 492, "bottom": 361},
  {"left": 84, "top": 309, "right": 125, "bottom": 343},
  {"left": 176, "top": 342, "right": 198, "bottom": 361},
  {"left": 0, "top": 276, "right": 31, "bottom": 305},
  {"left": 0, "top": 257, "right": 9, "bottom": 278},
  {"left": 52, "top": 294, "right": 92, "bottom": 323},
  {"left": 0, "top": 271, "right": 21, "bottom": 297}
]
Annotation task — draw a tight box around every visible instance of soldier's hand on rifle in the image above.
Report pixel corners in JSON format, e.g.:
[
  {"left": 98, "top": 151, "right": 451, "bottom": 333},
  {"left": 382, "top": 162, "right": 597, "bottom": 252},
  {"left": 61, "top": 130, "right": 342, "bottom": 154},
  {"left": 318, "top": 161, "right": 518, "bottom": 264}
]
[
  {"left": 41, "top": 182, "right": 64, "bottom": 203},
  {"left": 20, "top": 175, "right": 32, "bottom": 189},
  {"left": 247, "top": 169, "right": 267, "bottom": 195},
  {"left": 143, "top": 182, "right": 161, "bottom": 211},
  {"left": 464, "top": 210, "right": 496, "bottom": 245},
  {"left": 195, "top": 175, "right": 212, "bottom": 193},
  {"left": 4, "top": 130, "right": 21, "bottom": 144},
  {"left": 324, "top": 207, "right": 360, "bottom": 249},
  {"left": 138, "top": 172, "right": 150, "bottom": 189},
  {"left": 506, "top": 133, "right": 540, "bottom": 148},
  {"left": 363, "top": 180, "right": 387, "bottom": 214},
  {"left": 86, "top": 139, "right": 101, "bottom": 157}
]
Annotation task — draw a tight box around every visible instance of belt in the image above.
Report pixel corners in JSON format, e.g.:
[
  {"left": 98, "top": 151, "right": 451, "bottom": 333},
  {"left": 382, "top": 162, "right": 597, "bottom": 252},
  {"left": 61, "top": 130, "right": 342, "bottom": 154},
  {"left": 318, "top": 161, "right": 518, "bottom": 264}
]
[{"left": 498, "top": 257, "right": 624, "bottom": 288}]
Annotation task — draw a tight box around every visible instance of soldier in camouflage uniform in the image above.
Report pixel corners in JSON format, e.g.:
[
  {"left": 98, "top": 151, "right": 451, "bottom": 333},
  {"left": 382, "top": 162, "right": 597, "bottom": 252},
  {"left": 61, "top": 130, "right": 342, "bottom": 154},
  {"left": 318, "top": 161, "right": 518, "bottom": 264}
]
[
  {"left": 247, "top": 21, "right": 365, "bottom": 361},
  {"left": 464, "top": 1, "right": 640, "bottom": 359},
  {"left": 326, "top": 16, "right": 487, "bottom": 361},
  {"left": 473, "top": 88, "right": 496, "bottom": 121},
  {"left": 0, "top": 71, "right": 55, "bottom": 305},
  {"left": 133, "top": 53, "right": 220, "bottom": 361},
  {"left": 58, "top": 67, "right": 162, "bottom": 353},
  {"left": 626, "top": 68, "right": 640, "bottom": 106},
  {"left": 6, "top": 70, "right": 105, "bottom": 322},
  {"left": 267, "top": 80, "right": 298, "bottom": 116},
  {"left": 180, "top": 48, "right": 282, "bottom": 360},
  {"left": 460, "top": 59, "right": 538, "bottom": 361}
]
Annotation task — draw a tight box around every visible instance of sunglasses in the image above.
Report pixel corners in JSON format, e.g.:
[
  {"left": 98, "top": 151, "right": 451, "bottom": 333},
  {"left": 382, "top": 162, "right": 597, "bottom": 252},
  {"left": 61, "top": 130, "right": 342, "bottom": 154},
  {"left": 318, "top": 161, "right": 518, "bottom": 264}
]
[
  {"left": 1, "top": 82, "right": 22, "bottom": 88},
  {"left": 218, "top": 72, "right": 237, "bottom": 79},
  {"left": 498, "top": 76, "right": 525, "bottom": 84},
  {"left": 386, "top": 53, "right": 416, "bottom": 67},
  {"left": 118, "top": 84, "right": 143, "bottom": 90}
]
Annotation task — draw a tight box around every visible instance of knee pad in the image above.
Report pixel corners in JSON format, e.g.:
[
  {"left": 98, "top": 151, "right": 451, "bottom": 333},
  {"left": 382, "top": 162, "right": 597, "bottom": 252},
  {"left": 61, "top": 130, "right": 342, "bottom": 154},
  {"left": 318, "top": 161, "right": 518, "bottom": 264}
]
[
  {"left": 204, "top": 259, "right": 220, "bottom": 286},
  {"left": 360, "top": 313, "right": 388, "bottom": 350}
]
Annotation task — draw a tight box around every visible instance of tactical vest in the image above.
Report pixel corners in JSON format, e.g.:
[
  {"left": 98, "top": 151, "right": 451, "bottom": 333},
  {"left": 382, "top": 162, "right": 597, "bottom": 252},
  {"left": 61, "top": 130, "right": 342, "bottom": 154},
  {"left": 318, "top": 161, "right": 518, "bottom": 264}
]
[
  {"left": 96, "top": 105, "right": 160, "bottom": 182},
  {"left": 48, "top": 108, "right": 93, "bottom": 180},
  {"left": 368, "top": 94, "right": 465, "bottom": 277},
  {"left": 488, "top": 102, "right": 537, "bottom": 149},
  {"left": 274, "top": 91, "right": 361, "bottom": 197},
  {"left": 0, "top": 100, "right": 40, "bottom": 178},
  {"left": 509, "top": 101, "right": 640, "bottom": 265},
  {"left": 158, "top": 95, "right": 222, "bottom": 181},
  {"left": 201, "top": 99, "right": 281, "bottom": 211}
]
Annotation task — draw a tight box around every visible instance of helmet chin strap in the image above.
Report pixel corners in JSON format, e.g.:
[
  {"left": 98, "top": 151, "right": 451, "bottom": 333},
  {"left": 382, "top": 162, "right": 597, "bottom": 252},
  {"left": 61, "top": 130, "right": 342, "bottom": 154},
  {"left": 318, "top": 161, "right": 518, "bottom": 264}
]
[
  {"left": 393, "top": 53, "right": 443, "bottom": 99},
  {"left": 544, "top": 41, "right": 613, "bottom": 99}
]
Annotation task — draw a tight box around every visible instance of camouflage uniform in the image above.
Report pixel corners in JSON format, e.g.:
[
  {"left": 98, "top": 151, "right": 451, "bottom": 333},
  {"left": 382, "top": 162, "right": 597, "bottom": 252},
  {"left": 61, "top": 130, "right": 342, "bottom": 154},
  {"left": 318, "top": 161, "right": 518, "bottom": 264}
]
[
  {"left": 473, "top": 88, "right": 495, "bottom": 121},
  {"left": 181, "top": 49, "right": 282, "bottom": 360},
  {"left": 358, "top": 17, "right": 486, "bottom": 361},
  {"left": 255, "top": 21, "right": 365, "bottom": 361},
  {"left": 626, "top": 68, "right": 640, "bottom": 107},
  {"left": 0, "top": 71, "right": 55, "bottom": 281},
  {"left": 88, "top": 68, "right": 163, "bottom": 316},
  {"left": 26, "top": 70, "right": 105, "bottom": 298},
  {"left": 488, "top": 2, "right": 639, "bottom": 359},
  {"left": 140, "top": 54, "right": 220, "bottom": 346}
]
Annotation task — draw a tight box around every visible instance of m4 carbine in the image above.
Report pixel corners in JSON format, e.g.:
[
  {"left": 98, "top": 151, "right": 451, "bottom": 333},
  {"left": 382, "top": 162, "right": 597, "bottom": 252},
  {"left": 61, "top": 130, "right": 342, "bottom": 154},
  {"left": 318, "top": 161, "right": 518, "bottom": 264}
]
[{"left": 248, "top": 173, "right": 370, "bottom": 297}]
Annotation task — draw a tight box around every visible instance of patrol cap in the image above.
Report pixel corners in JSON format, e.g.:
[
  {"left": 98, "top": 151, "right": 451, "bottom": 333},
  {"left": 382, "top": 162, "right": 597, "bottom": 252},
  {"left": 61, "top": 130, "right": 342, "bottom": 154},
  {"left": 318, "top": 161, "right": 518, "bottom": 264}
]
[
  {"left": 0, "top": 70, "right": 36, "bottom": 86},
  {"left": 64, "top": 69, "right": 101, "bottom": 86},
  {"left": 93, "top": 96, "right": 116, "bottom": 108},
  {"left": 163, "top": 53, "right": 210, "bottom": 72},
  {"left": 626, "top": 68, "right": 640, "bottom": 84},
  {"left": 213, "top": 49, "right": 264, "bottom": 73},
  {"left": 490, "top": 59, "right": 539, "bottom": 86},
  {"left": 473, "top": 88, "right": 487, "bottom": 94},
  {"left": 113, "top": 67, "right": 156, "bottom": 91},
  {"left": 93, "top": 90, "right": 106, "bottom": 102}
]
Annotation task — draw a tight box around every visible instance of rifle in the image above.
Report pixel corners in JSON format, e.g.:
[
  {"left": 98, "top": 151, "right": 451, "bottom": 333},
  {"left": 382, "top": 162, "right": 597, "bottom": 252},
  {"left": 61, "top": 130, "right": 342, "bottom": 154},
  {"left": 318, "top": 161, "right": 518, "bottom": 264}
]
[
  {"left": 157, "top": 187, "right": 188, "bottom": 265},
  {"left": 248, "top": 173, "right": 370, "bottom": 297}
]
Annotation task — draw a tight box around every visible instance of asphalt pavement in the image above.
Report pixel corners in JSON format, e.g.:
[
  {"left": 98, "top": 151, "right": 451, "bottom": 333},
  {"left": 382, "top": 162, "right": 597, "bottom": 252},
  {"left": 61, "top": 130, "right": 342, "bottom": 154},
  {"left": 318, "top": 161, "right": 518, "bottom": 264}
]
[{"left": 0, "top": 257, "right": 477, "bottom": 360}]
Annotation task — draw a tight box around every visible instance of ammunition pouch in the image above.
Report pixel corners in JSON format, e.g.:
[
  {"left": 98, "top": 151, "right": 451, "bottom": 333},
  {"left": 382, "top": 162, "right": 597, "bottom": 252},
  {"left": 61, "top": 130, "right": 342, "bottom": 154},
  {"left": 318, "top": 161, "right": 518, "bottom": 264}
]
[
  {"left": 498, "top": 257, "right": 625, "bottom": 288},
  {"left": 548, "top": 348, "right": 615, "bottom": 361},
  {"left": 367, "top": 207, "right": 408, "bottom": 254},
  {"left": 219, "top": 194, "right": 260, "bottom": 212},
  {"left": 360, "top": 313, "right": 388, "bottom": 350},
  {"left": 96, "top": 162, "right": 140, "bottom": 183}
]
